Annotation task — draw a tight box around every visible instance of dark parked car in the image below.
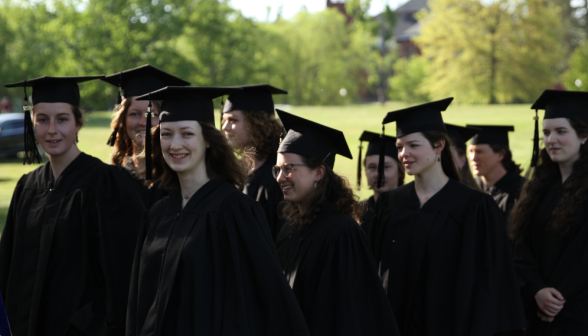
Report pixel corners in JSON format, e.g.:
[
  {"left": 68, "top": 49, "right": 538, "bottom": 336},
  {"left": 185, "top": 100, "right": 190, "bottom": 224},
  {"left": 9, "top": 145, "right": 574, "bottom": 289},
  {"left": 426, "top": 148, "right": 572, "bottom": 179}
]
[{"left": 0, "top": 113, "right": 44, "bottom": 158}]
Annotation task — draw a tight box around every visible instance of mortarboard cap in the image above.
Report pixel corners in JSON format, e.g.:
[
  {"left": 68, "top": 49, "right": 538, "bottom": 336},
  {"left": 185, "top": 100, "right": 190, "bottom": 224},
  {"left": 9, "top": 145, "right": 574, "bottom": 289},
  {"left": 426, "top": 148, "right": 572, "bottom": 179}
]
[
  {"left": 5, "top": 75, "right": 104, "bottom": 165},
  {"left": 356, "top": 131, "right": 398, "bottom": 190},
  {"left": 135, "top": 86, "right": 243, "bottom": 179},
  {"left": 276, "top": 109, "right": 352, "bottom": 169},
  {"left": 530, "top": 90, "right": 588, "bottom": 166},
  {"left": 222, "top": 84, "right": 287, "bottom": 116},
  {"left": 467, "top": 125, "right": 514, "bottom": 147},
  {"left": 445, "top": 124, "right": 481, "bottom": 151},
  {"left": 102, "top": 64, "right": 190, "bottom": 102},
  {"left": 376, "top": 97, "right": 453, "bottom": 187}
]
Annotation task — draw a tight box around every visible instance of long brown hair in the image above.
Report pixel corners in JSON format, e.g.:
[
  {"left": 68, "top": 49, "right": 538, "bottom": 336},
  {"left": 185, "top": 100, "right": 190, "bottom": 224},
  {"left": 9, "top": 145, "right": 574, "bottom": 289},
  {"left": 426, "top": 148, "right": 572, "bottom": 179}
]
[
  {"left": 282, "top": 155, "right": 363, "bottom": 230},
  {"left": 421, "top": 130, "right": 461, "bottom": 181},
  {"left": 509, "top": 118, "right": 588, "bottom": 239},
  {"left": 110, "top": 97, "right": 161, "bottom": 166},
  {"left": 147, "top": 122, "right": 247, "bottom": 190},
  {"left": 490, "top": 144, "right": 523, "bottom": 175},
  {"left": 241, "top": 110, "right": 283, "bottom": 161}
]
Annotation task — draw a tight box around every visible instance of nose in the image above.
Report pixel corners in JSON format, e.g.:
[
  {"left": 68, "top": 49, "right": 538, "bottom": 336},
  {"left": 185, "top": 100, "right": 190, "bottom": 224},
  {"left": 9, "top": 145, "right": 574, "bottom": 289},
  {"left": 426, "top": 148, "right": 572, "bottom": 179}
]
[
  {"left": 138, "top": 113, "right": 148, "bottom": 127},
  {"left": 169, "top": 134, "right": 183, "bottom": 150},
  {"left": 276, "top": 169, "right": 287, "bottom": 182},
  {"left": 47, "top": 119, "right": 57, "bottom": 134},
  {"left": 221, "top": 119, "right": 229, "bottom": 132}
]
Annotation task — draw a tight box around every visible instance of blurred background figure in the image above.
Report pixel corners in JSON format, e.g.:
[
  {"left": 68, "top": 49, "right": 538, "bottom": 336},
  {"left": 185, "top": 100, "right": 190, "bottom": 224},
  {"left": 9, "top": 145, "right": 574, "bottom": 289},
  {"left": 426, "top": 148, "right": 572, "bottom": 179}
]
[
  {"left": 0, "top": 97, "right": 11, "bottom": 113},
  {"left": 445, "top": 123, "right": 481, "bottom": 190}
]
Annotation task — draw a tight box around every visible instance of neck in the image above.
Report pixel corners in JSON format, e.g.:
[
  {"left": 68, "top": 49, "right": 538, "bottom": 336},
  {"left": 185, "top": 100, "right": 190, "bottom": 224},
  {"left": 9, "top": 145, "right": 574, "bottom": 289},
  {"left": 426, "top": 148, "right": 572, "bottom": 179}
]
[
  {"left": 49, "top": 145, "right": 81, "bottom": 180},
  {"left": 480, "top": 165, "right": 507, "bottom": 187},
  {"left": 414, "top": 162, "right": 449, "bottom": 204},
  {"left": 177, "top": 163, "right": 210, "bottom": 199},
  {"left": 250, "top": 155, "right": 267, "bottom": 175},
  {"left": 558, "top": 158, "right": 577, "bottom": 183},
  {"left": 373, "top": 190, "right": 381, "bottom": 201}
]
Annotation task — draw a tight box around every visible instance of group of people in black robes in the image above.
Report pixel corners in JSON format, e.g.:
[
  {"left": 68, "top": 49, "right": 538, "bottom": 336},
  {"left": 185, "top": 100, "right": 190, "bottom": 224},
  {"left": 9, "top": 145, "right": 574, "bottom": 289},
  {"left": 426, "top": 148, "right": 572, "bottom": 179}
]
[{"left": 0, "top": 63, "right": 586, "bottom": 336}]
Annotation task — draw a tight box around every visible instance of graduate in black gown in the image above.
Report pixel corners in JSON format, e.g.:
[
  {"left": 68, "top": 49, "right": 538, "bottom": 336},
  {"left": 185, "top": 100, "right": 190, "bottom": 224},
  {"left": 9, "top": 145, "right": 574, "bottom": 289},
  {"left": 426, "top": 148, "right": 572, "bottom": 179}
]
[
  {"left": 103, "top": 65, "right": 190, "bottom": 208},
  {"left": 356, "top": 131, "right": 404, "bottom": 234},
  {"left": 221, "top": 85, "right": 287, "bottom": 239},
  {"left": 274, "top": 110, "right": 400, "bottom": 336},
  {"left": 370, "top": 98, "right": 526, "bottom": 336},
  {"left": 510, "top": 90, "right": 588, "bottom": 335},
  {"left": 127, "top": 87, "right": 309, "bottom": 336},
  {"left": 468, "top": 125, "right": 526, "bottom": 219},
  {"left": 0, "top": 76, "right": 145, "bottom": 336},
  {"left": 446, "top": 123, "right": 481, "bottom": 190}
]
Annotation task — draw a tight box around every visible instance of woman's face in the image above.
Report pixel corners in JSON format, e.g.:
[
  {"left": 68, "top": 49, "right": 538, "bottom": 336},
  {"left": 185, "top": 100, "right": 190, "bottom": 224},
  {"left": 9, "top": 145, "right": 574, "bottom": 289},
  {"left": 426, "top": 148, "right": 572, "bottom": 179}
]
[
  {"left": 396, "top": 132, "right": 442, "bottom": 176},
  {"left": 364, "top": 154, "right": 399, "bottom": 192},
  {"left": 160, "top": 120, "right": 208, "bottom": 175},
  {"left": 33, "top": 102, "right": 80, "bottom": 158},
  {"left": 221, "top": 110, "right": 250, "bottom": 149},
  {"left": 276, "top": 153, "right": 323, "bottom": 204},
  {"left": 543, "top": 118, "right": 587, "bottom": 164},
  {"left": 126, "top": 97, "right": 159, "bottom": 147}
]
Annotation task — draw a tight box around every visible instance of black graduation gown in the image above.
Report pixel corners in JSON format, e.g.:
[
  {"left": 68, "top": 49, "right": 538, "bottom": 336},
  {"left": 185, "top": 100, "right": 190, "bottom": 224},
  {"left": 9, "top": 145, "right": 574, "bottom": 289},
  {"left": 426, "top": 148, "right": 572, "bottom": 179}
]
[
  {"left": 126, "top": 180, "right": 309, "bottom": 336},
  {"left": 275, "top": 207, "right": 400, "bottom": 336},
  {"left": 513, "top": 178, "right": 588, "bottom": 335},
  {"left": 243, "top": 154, "right": 285, "bottom": 240},
  {"left": 0, "top": 152, "right": 145, "bottom": 336},
  {"left": 122, "top": 158, "right": 170, "bottom": 209},
  {"left": 359, "top": 196, "right": 376, "bottom": 235},
  {"left": 370, "top": 180, "right": 526, "bottom": 336},
  {"left": 476, "top": 172, "right": 526, "bottom": 220}
]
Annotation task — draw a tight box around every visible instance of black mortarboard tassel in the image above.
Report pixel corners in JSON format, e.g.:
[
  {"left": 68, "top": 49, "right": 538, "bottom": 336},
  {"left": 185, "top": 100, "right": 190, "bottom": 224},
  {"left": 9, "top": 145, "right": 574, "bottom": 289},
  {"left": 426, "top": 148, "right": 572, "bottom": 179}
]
[
  {"left": 145, "top": 96, "right": 153, "bottom": 180},
  {"left": 117, "top": 71, "right": 123, "bottom": 105},
  {"left": 106, "top": 128, "right": 118, "bottom": 147},
  {"left": 22, "top": 82, "right": 42, "bottom": 165},
  {"left": 531, "top": 109, "right": 539, "bottom": 167},
  {"left": 377, "top": 125, "right": 386, "bottom": 189},
  {"left": 220, "top": 95, "right": 224, "bottom": 130},
  {"left": 356, "top": 141, "right": 363, "bottom": 190}
]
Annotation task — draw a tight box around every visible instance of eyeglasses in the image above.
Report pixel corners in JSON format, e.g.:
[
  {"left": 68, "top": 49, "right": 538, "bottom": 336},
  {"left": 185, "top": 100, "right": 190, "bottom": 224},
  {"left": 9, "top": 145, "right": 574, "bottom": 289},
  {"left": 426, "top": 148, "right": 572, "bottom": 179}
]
[{"left": 272, "top": 164, "right": 308, "bottom": 179}]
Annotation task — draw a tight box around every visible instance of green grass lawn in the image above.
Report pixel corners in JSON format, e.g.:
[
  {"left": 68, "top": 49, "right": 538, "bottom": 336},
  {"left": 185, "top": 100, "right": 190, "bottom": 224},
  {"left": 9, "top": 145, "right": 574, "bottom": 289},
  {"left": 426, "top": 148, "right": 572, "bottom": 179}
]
[{"left": 0, "top": 102, "right": 536, "bottom": 232}]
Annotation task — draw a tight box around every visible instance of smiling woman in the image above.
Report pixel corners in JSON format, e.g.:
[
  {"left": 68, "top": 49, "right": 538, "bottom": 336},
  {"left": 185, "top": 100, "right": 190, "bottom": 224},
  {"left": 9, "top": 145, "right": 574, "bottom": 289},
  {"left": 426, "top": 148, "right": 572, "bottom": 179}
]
[{"left": 0, "top": 75, "right": 146, "bottom": 336}]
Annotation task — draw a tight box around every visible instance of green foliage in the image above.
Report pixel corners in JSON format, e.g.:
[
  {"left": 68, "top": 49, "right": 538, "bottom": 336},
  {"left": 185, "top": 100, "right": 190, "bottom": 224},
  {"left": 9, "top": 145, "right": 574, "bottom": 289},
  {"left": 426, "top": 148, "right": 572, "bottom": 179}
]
[
  {"left": 416, "top": 0, "right": 565, "bottom": 104},
  {"left": 390, "top": 56, "right": 430, "bottom": 103},
  {"left": 563, "top": 44, "right": 588, "bottom": 90}
]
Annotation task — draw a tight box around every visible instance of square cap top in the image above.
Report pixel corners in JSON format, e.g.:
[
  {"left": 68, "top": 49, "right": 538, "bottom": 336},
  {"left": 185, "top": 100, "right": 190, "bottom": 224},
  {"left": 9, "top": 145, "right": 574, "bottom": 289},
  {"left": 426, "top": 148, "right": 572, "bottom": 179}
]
[
  {"left": 445, "top": 124, "right": 481, "bottom": 151},
  {"left": 223, "top": 84, "right": 288, "bottom": 116},
  {"left": 5, "top": 75, "right": 104, "bottom": 106},
  {"left": 102, "top": 64, "right": 190, "bottom": 98},
  {"left": 360, "top": 130, "right": 398, "bottom": 158},
  {"left": 467, "top": 124, "right": 514, "bottom": 147},
  {"left": 135, "top": 86, "right": 243, "bottom": 125},
  {"left": 382, "top": 97, "right": 453, "bottom": 137},
  {"left": 531, "top": 89, "right": 588, "bottom": 123},
  {"left": 277, "top": 109, "right": 352, "bottom": 168}
]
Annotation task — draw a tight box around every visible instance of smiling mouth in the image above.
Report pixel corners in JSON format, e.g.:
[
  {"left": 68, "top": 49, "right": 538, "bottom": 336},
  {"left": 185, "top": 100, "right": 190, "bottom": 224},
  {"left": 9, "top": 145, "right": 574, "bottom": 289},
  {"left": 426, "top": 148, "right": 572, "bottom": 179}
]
[
  {"left": 282, "top": 185, "right": 292, "bottom": 191},
  {"left": 170, "top": 154, "right": 188, "bottom": 159},
  {"left": 47, "top": 140, "right": 61, "bottom": 143}
]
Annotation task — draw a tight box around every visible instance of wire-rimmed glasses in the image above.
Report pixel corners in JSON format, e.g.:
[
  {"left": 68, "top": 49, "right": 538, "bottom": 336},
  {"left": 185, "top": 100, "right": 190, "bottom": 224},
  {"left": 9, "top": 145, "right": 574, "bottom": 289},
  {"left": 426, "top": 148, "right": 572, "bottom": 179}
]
[{"left": 272, "top": 164, "right": 308, "bottom": 179}]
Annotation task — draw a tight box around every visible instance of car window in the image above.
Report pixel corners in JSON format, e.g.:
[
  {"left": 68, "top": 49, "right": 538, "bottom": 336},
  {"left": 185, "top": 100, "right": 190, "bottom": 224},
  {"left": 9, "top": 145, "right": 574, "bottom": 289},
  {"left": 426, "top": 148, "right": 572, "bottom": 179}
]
[{"left": 1, "top": 120, "right": 24, "bottom": 131}]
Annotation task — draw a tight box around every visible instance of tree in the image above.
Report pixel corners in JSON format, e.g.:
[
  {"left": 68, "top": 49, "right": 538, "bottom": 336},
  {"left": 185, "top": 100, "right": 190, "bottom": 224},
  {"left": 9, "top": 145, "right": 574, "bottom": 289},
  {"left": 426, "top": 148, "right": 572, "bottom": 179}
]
[
  {"left": 416, "top": 0, "right": 565, "bottom": 104},
  {"left": 389, "top": 56, "right": 430, "bottom": 103},
  {"left": 562, "top": 43, "right": 588, "bottom": 90}
]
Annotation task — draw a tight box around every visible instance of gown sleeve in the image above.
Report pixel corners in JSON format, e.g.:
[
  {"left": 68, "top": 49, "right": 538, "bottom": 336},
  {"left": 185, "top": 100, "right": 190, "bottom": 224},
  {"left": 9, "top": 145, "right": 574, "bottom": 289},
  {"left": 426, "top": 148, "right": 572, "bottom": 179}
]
[
  {"left": 454, "top": 194, "right": 526, "bottom": 335},
  {"left": 219, "top": 194, "right": 310, "bottom": 336},
  {"left": 69, "top": 166, "right": 145, "bottom": 336},
  {"left": 512, "top": 236, "right": 548, "bottom": 304},
  {"left": 126, "top": 213, "right": 150, "bottom": 336},
  {"left": 306, "top": 224, "right": 400, "bottom": 336}
]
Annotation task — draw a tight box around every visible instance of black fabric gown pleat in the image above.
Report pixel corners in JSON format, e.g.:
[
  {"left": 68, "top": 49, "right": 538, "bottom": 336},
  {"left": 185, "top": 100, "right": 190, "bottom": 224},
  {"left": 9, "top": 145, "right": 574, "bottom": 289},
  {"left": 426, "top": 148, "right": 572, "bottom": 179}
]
[
  {"left": 513, "top": 177, "right": 588, "bottom": 335},
  {"left": 275, "top": 207, "right": 400, "bottom": 336},
  {"left": 359, "top": 196, "right": 376, "bottom": 235},
  {"left": 476, "top": 172, "right": 526, "bottom": 220},
  {"left": 0, "top": 153, "right": 145, "bottom": 336},
  {"left": 370, "top": 179, "right": 526, "bottom": 336},
  {"left": 243, "top": 154, "right": 285, "bottom": 240},
  {"left": 126, "top": 180, "right": 309, "bottom": 336}
]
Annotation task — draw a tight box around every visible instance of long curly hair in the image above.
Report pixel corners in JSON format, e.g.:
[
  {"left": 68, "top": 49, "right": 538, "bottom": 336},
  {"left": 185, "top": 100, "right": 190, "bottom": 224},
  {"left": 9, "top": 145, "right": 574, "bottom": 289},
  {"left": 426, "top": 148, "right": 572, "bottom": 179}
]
[
  {"left": 109, "top": 97, "right": 161, "bottom": 166},
  {"left": 282, "top": 155, "right": 363, "bottom": 230},
  {"left": 490, "top": 144, "right": 523, "bottom": 175},
  {"left": 144, "top": 122, "right": 248, "bottom": 190},
  {"left": 421, "top": 130, "right": 461, "bottom": 181},
  {"left": 240, "top": 110, "right": 283, "bottom": 161},
  {"left": 509, "top": 118, "right": 588, "bottom": 239}
]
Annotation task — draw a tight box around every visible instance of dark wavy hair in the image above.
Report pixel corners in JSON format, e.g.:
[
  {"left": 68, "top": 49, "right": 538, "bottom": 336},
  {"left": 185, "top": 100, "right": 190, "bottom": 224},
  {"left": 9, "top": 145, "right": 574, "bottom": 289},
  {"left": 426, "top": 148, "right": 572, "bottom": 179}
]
[
  {"left": 453, "top": 146, "right": 480, "bottom": 190},
  {"left": 242, "top": 110, "right": 283, "bottom": 161},
  {"left": 509, "top": 118, "right": 588, "bottom": 239},
  {"left": 421, "top": 130, "right": 461, "bottom": 181},
  {"left": 282, "top": 155, "right": 363, "bottom": 230},
  {"left": 145, "top": 122, "right": 248, "bottom": 190},
  {"left": 489, "top": 144, "right": 523, "bottom": 175},
  {"left": 110, "top": 97, "right": 161, "bottom": 167}
]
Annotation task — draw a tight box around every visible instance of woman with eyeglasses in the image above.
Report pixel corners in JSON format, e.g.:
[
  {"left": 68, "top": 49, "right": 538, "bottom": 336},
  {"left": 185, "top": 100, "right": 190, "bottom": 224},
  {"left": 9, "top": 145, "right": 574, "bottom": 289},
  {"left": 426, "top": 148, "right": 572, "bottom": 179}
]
[{"left": 273, "top": 110, "right": 399, "bottom": 336}]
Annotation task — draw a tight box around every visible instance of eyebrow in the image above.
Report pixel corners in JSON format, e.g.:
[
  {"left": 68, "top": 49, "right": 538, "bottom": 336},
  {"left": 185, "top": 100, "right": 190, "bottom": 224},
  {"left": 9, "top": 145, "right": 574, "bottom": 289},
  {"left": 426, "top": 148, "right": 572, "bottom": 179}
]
[
  {"left": 36, "top": 113, "right": 70, "bottom": 117},
  {"left": 543, "top": 127, "right": 568, "bottom": 131}
]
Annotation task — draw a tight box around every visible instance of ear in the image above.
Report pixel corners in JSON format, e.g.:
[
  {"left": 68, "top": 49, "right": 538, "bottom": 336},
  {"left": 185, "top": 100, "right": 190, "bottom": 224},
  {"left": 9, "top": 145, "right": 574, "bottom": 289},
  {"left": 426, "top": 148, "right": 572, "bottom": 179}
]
[
  {"left": 314, "top": 165, "right": 326, "bottom": 181},
  {"left": 434, "top": 139, "right": 446, "bottom": 155},
  {"left": 497, "top": 149, "right": 505, "bottom": 162}
]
